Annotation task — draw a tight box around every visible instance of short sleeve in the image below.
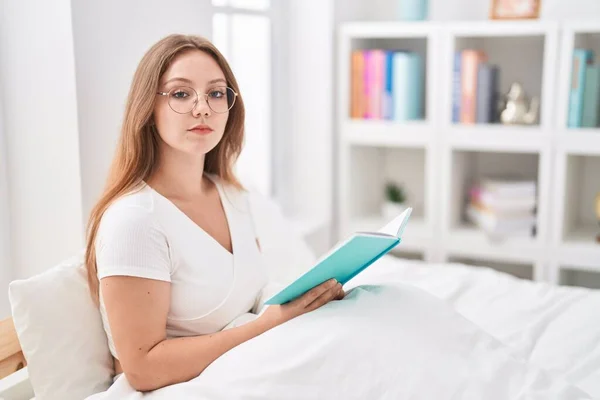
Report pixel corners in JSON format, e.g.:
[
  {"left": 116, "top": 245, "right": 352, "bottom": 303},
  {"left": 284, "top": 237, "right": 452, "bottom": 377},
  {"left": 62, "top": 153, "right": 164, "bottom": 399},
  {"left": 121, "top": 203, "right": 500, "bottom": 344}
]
[{"left": 95, "top": 204, "right": 172, "bottom": 282}]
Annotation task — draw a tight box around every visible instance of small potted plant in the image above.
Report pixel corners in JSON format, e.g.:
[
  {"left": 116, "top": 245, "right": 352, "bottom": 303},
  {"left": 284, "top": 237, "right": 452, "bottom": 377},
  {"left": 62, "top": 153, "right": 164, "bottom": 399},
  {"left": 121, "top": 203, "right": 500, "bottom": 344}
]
[{"left": 382, "top": 182, "right": 407, "bottom": 220}]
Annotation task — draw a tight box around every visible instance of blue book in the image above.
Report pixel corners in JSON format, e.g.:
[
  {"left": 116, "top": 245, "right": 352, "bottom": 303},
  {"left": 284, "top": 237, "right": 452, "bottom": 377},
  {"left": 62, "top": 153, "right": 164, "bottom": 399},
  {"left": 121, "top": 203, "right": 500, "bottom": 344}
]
[
  {"left": 383, "top": 51, "right": 394, "bottom": 120},
  {"left": 582, "top": 65, "right": 600, "bottom": 128},
  {"left": 265, "top": 208, "right": 412, "bottom": 305},
  {"left": 568, "top": 49, "right": 594, "bottom": 128},
  {"left": 393, "top": 53, "right": 423, "bottom": 121},
  {"left": 452, "top": 52, "right": 462, "bottom": 123}
]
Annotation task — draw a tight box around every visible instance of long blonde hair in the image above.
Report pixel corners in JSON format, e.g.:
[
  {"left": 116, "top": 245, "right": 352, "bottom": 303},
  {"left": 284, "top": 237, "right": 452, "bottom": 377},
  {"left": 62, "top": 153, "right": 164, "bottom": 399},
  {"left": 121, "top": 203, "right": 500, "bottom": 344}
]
[{"left": 85, "top": 34, "right": 245, "bottom": 302}]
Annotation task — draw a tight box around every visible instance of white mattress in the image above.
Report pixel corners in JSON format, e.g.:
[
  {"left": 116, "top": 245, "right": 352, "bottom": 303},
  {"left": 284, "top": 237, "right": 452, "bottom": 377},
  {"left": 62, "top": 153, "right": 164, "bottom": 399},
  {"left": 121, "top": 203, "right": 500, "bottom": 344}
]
[{"left": 347, "top": 255, "right": 600, "bottom": 398}]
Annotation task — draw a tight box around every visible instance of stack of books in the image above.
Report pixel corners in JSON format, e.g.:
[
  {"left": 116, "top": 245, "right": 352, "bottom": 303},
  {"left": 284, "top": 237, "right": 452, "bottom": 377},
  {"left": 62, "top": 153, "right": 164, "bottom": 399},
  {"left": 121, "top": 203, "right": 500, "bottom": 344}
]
[
  {"left": 568, "top": 48, "right": 600, "bottom": 128},
  {"left": 452, "top": 49, "right": 500, "bottom": 124},
  {"left": 466, "top": 177, "right": 537, "bottom": 238},
  {"left": 350, "top": 49, "right": 424, "bottom": 121}
]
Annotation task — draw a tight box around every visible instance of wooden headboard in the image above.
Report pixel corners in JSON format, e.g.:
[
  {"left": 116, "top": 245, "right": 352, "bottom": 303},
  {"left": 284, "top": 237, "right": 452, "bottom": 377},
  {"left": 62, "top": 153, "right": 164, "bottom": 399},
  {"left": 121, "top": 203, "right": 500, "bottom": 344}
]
[{"left": 0, "top": 318, "right": 26, "bottom": 379}]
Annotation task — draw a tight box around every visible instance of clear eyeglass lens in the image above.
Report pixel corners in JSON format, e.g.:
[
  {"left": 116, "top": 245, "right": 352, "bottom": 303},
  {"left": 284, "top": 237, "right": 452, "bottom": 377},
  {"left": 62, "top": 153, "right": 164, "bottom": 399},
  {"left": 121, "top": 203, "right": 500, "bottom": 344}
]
[{"left": 168, "top": 86, "right": 236, "bottom": 114}]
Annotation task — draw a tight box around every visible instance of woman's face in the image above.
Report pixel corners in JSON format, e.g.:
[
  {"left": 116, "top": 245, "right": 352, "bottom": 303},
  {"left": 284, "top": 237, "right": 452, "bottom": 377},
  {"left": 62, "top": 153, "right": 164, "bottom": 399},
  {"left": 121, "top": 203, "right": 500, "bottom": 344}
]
[{"left": 154, "top": 50, "right": 230, "bottom": 157}]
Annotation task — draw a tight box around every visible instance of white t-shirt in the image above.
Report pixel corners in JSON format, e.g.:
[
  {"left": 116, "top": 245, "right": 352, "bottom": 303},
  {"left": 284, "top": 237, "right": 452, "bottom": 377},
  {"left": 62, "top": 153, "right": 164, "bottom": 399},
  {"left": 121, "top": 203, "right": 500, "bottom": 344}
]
[{"left": 95, "top": 174, "right": 269, "bottom": 359}]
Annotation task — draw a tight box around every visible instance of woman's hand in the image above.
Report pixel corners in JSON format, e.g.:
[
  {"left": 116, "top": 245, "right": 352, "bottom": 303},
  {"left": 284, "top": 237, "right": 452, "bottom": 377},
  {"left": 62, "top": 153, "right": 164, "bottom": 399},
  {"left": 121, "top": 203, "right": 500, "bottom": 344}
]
[{"left": 258, "top": 279, "right": 345, "bottom": 330}]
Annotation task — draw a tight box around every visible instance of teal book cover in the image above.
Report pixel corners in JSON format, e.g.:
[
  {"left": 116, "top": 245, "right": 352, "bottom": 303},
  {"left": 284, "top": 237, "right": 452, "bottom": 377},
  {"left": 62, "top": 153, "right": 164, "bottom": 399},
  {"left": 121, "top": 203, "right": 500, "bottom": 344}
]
[
  {"left": 265, "top": 208, "right": 412, "bottom": 305},
  {"left": 582, "top": 65, "right": 600, "bottom": 128},
  {"left": 393, "top": 53, "right": 423, "bottom": 121},
  {"left": 568, "top": 49, "right": 594, "bottom": 128}
]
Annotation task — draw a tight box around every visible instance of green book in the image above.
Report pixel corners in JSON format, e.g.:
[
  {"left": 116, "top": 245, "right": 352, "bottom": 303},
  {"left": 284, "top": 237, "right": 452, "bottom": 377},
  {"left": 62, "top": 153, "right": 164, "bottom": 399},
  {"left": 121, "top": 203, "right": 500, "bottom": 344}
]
[
  {"left": 265, "top": 208, "right": 412, "bottom": 305},
  {"left": 582, "top": 65, "right": 600, "bottom": 128}
]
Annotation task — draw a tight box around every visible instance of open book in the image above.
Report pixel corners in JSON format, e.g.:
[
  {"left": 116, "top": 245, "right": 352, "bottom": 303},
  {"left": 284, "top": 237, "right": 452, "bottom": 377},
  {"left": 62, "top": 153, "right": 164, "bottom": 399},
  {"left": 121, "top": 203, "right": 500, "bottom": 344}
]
[{"left": 265, "top": 207, "right": 412, "bottom": 305}]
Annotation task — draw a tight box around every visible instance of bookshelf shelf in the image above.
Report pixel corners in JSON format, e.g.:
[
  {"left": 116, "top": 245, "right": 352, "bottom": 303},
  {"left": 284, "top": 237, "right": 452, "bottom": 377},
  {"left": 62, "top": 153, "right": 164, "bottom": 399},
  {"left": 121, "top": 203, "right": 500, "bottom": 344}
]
[
  {"left": 344, "top": 120, "right": 431, "bottom": 148},
  {"left": 558, "top": 224, "right": 600, "bottom": 271},
  {"left": 445, "top": 226, "right": 541, "bottom": 269},
  {"left": 447, "top": 125, "right": 547, "bottom": 152},
  {"left": 557, "top": 131, "right": 600, "bottom": 155},
  {"left": 336, "top": 20, "right": 599, "bottom": 287}
]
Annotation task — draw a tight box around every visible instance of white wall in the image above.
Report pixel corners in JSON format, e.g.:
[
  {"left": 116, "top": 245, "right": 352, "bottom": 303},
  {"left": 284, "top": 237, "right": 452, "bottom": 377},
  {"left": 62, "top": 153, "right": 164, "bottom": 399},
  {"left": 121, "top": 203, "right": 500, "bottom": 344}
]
[
  {"left": 71, "top": 0, "right": 213, "bottom": 221},
  {"left": 0, "top": 0, "right": 214, "bottom": 315},
  {"left": 0, "top": 0, "right": 84, "bottom": 287},
  {"left": 0, "top": 80, "right": 11, "bottom": 318},
  {"left": 287, "top": 0, "right": 335, "bottom": 255}
]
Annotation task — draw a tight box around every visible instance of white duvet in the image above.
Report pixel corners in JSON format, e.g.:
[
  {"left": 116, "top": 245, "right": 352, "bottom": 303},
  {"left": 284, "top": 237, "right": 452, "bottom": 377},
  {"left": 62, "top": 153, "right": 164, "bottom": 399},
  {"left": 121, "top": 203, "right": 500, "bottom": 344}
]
[{"left": 87, "top": 257, "right": 596, "bottom": 400}]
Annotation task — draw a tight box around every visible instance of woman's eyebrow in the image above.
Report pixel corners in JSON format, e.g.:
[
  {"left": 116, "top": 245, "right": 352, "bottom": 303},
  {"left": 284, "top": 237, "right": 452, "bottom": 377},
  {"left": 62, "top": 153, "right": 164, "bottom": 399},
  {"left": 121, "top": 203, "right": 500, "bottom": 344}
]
[
  {"left": 208, "top": 78, "right": 227, "bottom": 85},
  {"left": 163, "top": 77, "right": 226, "bottom": 86},
  {"left": 163, "top": 77, "right": 193, "bottom": 85}
]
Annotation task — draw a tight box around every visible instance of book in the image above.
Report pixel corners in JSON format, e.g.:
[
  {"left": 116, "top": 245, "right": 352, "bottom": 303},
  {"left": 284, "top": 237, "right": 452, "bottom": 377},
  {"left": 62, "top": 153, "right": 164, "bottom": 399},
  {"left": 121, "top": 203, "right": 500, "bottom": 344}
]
[
  {"left": 383, "top": 51, "right": 394, "bottom": 120},
  {"left": 476, "top": 64, "right": 499, "bottom": 124},
  {"left": 265, "top": 208, "right": 413, "bottom": 305},
  {"left": 582, "top": 65, "right": 600, "bottom": 128},
  {"left": 452, "top": 52, "right": 462, "bottom": 123},
  {"left": 367, "top": 50, "right": 385, "bottom": 119},
  {"left": 568, "top": 49, "right": 594, "bottom": 128},
  {"left": 460, "top": 50, "right": 488, "bottom": 124},
  {"left": 350, "top": 51, "right": 366, "bottom": 119},
  {"left": 363, "top": 50, "right": 373, "bottom": 119},
  {"left": 393, "top": 52, "right": 423, "bottom": 121}
]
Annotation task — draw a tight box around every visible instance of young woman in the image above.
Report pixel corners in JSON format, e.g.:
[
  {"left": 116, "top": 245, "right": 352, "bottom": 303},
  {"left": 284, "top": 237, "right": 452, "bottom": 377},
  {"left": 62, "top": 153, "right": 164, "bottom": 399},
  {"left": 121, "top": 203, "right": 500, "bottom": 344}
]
[{"left": 84, "top": 34, "right": 344, "bottom": 392}]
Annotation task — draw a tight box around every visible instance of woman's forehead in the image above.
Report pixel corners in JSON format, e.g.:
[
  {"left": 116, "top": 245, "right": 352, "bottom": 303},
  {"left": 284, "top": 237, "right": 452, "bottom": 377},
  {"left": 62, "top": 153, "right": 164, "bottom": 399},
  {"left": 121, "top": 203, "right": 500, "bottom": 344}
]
[{"left": 161, "top": 50, "right": 225, "bottom": 86}]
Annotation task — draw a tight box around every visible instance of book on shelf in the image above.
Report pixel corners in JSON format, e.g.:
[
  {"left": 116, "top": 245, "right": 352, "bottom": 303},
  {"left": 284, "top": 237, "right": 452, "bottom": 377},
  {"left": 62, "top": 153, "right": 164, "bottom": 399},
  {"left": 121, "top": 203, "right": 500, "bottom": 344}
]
[
  {"left": 467, "top": 177, "right": 537, "bottom": 238},
  {"left": 349, "top": 49, "right": 424, "bottom": 122},
  {"left": 476, "top": 64, "right": 500, "bottom": 124},
  {"left": 568, "top": 48, "right": 596, "bottom": 128},
  {"left": 460, "top": 50, "right": 488, "bottom": 124},
  {"left": 452, "top": 49, "right": 501, "bottom": 125},
  {"left": 350, "top": 50, "right": 366, "bottom": 119},
  {"left": 582, "top": 64, "right": 600, "bottom": 128}
]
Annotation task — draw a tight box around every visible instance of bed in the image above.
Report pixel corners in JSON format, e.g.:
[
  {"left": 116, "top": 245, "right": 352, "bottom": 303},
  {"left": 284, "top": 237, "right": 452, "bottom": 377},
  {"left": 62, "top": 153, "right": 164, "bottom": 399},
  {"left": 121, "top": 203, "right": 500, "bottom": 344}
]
[
  {"left": 1, "top": 194, "right": 599, "bottom": 399},
  {"left": 1, "top": 254, "right": 599, "bottom": 399}
]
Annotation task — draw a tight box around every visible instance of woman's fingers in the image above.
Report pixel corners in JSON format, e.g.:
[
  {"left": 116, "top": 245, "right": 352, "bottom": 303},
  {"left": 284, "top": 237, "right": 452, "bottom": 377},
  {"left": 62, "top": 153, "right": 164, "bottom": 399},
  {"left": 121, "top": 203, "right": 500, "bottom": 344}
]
[
  {"left": 289, "top": 279, "right": 336, "bottom": 309},
  {"left": 305, "top": 283, "right": 342, "bottom": 312}
]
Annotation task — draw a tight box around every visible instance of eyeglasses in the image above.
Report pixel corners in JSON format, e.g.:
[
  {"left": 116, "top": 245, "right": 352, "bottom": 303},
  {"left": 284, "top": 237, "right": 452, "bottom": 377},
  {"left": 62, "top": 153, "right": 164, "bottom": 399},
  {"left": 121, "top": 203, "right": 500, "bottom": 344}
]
[{"left": 156, "top": 85, "right": 238, "bottom": 114}]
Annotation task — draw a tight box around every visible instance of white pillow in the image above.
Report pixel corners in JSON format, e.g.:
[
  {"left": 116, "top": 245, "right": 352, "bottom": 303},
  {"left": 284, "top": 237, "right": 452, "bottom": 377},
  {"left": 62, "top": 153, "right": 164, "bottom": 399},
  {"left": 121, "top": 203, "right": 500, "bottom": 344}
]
[
  {"left": 247, "top": 191, "right": 317, "bottom": 285},
  {"left": 8, "top": 251, "right": 114, "bottom": 400}
]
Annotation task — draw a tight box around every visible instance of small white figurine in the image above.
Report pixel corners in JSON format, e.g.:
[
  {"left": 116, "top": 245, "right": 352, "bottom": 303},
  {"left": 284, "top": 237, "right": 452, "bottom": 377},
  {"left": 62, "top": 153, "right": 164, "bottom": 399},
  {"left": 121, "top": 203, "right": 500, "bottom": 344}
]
[{"left": 500, "top": 82, "right": 539, "bottom": 125}]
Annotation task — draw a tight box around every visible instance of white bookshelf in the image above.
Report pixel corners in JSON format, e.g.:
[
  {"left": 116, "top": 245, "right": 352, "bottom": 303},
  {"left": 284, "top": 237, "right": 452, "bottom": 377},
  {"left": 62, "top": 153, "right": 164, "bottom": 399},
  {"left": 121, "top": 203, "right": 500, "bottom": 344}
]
[{"left": 336, "top": 20, "right": 600, "bottom": 288}]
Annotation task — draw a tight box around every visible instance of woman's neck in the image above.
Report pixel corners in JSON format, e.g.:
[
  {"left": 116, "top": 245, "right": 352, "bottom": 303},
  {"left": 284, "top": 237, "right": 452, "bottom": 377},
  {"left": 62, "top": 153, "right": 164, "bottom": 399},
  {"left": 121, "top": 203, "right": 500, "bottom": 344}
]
[{"left": 148, "top": 146, "right": 209, "bottom": 199}]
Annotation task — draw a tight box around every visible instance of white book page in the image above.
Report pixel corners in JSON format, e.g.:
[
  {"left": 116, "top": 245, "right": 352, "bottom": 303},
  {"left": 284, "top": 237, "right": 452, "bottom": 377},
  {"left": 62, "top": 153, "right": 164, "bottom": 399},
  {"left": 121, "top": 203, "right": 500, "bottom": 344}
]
[{"left": 377, "top": 208, "right": 412, "bottom": 238}]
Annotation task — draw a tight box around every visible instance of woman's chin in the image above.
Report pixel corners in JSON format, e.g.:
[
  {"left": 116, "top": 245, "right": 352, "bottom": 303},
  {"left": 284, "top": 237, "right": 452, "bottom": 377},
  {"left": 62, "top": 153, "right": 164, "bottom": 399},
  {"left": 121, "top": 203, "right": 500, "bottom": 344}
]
[{"left": 184, "top": 140, "right": 219, "bottom": 156}]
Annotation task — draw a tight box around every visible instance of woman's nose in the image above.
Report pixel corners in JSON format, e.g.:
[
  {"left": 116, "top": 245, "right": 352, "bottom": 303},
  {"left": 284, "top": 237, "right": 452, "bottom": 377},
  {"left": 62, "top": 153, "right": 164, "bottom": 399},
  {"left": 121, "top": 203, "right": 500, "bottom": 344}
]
[{"left": 192, "top": 95, "right": 211, "bottom": 117}]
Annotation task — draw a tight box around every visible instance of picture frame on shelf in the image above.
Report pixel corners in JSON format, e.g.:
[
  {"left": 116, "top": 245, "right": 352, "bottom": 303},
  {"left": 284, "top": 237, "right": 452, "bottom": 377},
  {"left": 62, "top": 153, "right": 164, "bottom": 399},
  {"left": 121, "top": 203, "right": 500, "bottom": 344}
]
[{"left": 489, "top": 0, "right": 541, "bottom": 20}]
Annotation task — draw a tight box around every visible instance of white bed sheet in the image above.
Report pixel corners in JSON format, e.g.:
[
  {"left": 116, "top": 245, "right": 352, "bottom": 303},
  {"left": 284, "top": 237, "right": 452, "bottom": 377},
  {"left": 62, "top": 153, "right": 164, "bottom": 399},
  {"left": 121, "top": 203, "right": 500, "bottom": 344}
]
[
  {"left": 86, "top": 256, "right": 598, "bottom": 400},
  {"left": 347, "top": 255, "right": 600, "bottom": 398}
]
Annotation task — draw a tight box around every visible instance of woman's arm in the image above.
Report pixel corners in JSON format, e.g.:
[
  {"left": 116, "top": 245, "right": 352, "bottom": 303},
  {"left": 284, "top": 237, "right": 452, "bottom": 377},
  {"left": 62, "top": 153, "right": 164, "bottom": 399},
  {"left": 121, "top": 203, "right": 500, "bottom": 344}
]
[{"left": 102, "top": 275, "right": 343, "bottom": 392}]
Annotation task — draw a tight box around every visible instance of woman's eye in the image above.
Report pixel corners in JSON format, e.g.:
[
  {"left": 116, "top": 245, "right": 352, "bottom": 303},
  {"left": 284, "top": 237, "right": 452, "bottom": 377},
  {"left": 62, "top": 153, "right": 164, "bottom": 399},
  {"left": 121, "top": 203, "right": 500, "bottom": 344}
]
[
  {"left": 208, "top": 90, "right": 225, "bottom": 99},
  {"left": 172, "top": 90, "right": 189, "bottom": 99}
]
